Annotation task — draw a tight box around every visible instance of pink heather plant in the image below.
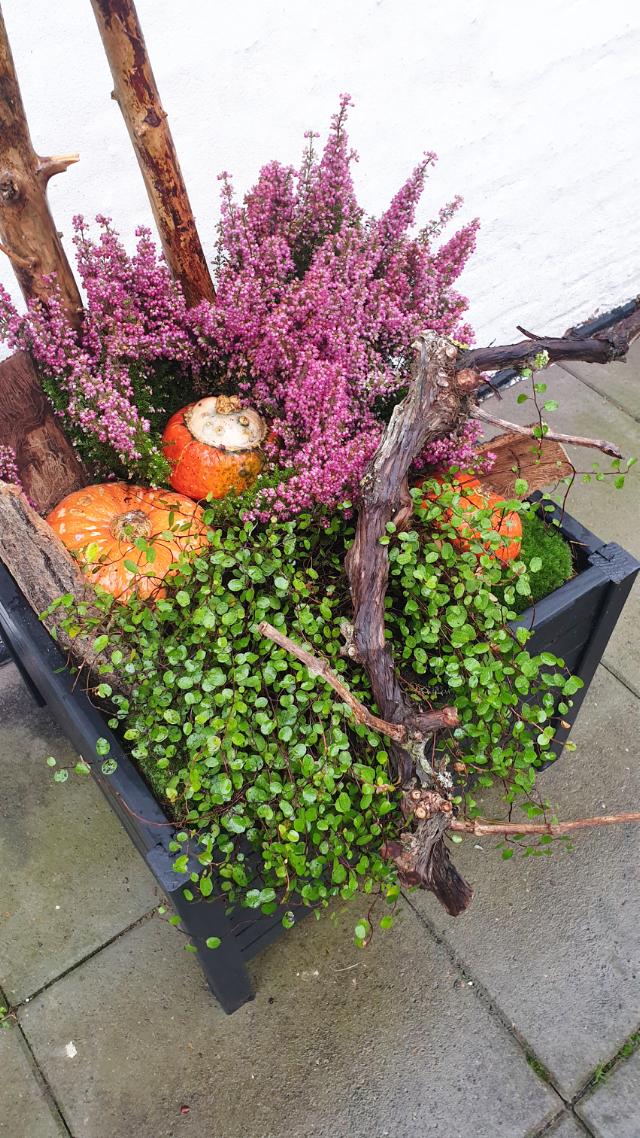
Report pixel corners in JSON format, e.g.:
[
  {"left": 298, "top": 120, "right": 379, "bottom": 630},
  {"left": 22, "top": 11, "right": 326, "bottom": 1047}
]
[
  {"left": 195, "top": 95, "right": 480, "bottom": 515},
  {"left": 0, "top": 444, "right": 37, "bottom": 506},
  {"left": 0, "top": 97, "right": 481, "bottom": 509},
  {"left": 0, "top": 217, "right": 201, "bottom": 481},
  {"left": 415, "top": 419, "right": 495, "bottom": 475},
  {"left": 0, "top": 444, "right": 21, "bottom": 487}
]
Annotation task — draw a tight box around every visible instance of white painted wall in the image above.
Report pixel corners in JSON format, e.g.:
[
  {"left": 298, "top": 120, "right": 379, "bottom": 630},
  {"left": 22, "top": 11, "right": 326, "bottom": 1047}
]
[{"left": 1, "top": 0, "right": 639, "bottom": 344}]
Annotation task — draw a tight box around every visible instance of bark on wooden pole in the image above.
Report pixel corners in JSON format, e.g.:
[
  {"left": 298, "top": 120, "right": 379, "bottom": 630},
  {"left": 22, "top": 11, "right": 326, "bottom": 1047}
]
[
  {"left": 0, "top": 352, "right": 85, "bottom": 513},
  {"left": 90, "top": 0, "right": 215, "bottom": 307},
  {"left": 0, "top": 5, "right": 83, "bottom": 329}
]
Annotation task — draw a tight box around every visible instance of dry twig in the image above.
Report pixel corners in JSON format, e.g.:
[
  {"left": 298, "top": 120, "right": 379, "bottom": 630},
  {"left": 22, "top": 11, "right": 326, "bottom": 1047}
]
[
  {"left": 258, "top": 620, "right": 458, "bottom": 744},
  {"left": 471, "top": 405, "right": 623, "bottom": 459},
  {"left": 450, "top": 813, "right": 640, "bottom": 837}
]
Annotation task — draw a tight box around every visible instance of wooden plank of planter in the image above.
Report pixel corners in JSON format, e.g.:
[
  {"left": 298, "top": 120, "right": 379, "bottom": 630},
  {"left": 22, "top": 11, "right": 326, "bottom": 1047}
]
[{"left": 0, "top": 351, "right": 85, "bottom": 512}]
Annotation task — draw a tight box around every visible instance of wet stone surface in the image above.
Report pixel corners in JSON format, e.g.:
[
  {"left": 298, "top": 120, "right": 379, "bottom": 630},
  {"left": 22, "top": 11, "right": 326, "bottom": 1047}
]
[
  {"left": 18, "top": 904, "right": 560, "bottom": 1138},
  {"left": 0, "top": 666, "right": 159, "bottom": 1004},
  {"left": 0, "top": 1021, "right": 67, "bottom": 1138},
  {"left": 409, "top": 667, "right": 640, "bottom": 1098}
]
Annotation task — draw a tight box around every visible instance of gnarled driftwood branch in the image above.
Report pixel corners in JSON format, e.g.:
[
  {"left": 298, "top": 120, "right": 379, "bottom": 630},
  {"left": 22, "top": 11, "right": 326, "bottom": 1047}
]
[
  {"left": 456, "top": 303, "right": 640, "bottom": 377},
  {"left": 344, "top": 332, "right": 476, "bottom": 914}
]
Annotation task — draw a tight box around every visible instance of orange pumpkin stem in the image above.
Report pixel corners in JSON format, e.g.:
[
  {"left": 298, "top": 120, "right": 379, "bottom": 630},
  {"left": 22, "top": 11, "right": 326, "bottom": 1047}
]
[{"left": 110, "top": 509, "right": 152, "bottom": 541}]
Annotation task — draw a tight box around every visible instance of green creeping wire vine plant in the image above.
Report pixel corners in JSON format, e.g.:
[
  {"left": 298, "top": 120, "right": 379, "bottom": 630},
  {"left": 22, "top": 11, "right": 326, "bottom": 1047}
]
[{"left": 48, "top": 478, "right": 579, "bottom": 943}]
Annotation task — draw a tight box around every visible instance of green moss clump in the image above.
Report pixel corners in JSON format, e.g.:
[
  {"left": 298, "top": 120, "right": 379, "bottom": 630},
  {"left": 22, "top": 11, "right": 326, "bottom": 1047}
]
[{"left": 514, "top": 510, "right": 574, "bottom": 611}]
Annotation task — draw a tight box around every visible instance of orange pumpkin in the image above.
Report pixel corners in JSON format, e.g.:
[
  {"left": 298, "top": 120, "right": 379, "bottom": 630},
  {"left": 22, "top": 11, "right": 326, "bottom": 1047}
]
[
  {"left": 161, "top": 394, "right": 269, "bottom": 501},
  {"left": 47, "top": 483, "right": 208, "bottom": 601},
  {"left": 422, "top": 475, "right": 522, "bottom": 563}
]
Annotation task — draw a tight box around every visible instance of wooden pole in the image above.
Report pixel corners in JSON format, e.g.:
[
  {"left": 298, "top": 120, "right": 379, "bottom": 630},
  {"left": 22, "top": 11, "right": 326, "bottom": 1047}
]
[
  {"left": 0, "top": 5, "right": 83, "bottom": 329},
  {"left": 90, "top": 0, "right": 215, "bottom": 307},
  {"left": 0, "top": 352, "right": 85, "bottom": 513}
]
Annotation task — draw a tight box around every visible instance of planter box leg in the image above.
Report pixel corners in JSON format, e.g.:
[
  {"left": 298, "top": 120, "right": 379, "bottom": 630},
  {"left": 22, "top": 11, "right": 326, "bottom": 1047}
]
[{"left": 170, "top": 885, "right": 254, "bottom": 1014}]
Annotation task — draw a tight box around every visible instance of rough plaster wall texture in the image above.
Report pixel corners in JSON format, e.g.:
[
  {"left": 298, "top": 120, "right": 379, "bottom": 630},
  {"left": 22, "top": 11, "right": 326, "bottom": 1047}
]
[{"left": 0, "top": 0, "right": 639, "bottom": 346}]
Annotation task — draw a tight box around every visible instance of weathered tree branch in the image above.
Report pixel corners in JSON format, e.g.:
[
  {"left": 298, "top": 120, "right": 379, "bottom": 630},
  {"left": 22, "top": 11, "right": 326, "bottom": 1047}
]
[
  {"left": 450, "top": 812, "right": 640, "bottom": 837},
  {"left": 345, "top": 331, "right": 475, "bottom": 914},
  {"left": 0, "top": 240, "right": 31, "bottom": 268},
  {"left": 90, "top": 0, "right": 215, "bottom": 307},
  {"left": 36, "top": 152, "right": 80, "bottom": 182},
  {"left": 258, "top": 620, "right": 458, "bottom": 745},
  {"left": 346, "top": 333, "right": 467, "bottom": 779},
  {"left": 0, "top": 352, "right": 86, "bottom": 513},
  {"left": 0, "top": 10, "right": 83, "bottom": 329},
  {"left": 456, "top": 301, "right": 640, "bottom": 377},
  {"left": 382, "top": 796, "right": 640, "bottom": 897},
  {"left": 343, "top": 307, "right": 640, "bottom": 915},
  {"left": 471, "top": 405, "right": 624, "bottom": 459}
]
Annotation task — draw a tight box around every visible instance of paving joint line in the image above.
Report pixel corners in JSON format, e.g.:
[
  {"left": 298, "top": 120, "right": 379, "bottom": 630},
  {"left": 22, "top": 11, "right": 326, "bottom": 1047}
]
[
  {"left": 569, "top": 1019, "right": 640, "bottom": 1108},
  {"left": 13, "top": 1019, "right": 76, "bottom": 1137},
  {"left": 526, "top": 1107, "right": 568, "bottom": 1137},
  {"left": 14, "top": 904, "right": 159, "bottom": 1013},
  {"left": 401, "top": 892, "right": 569, "bottom": 1105},
  {"left": 601, "top": 659, "right": 640, "bottom": 701},
  {"left": 529, "top": 1106, "right": 595, "bottom": 1138},
  {"left": 555, "top": 362, "right": 640, "bottom": 425},
  {"left": 3, "top": 983, "right": 75, "bottom": 1138}
]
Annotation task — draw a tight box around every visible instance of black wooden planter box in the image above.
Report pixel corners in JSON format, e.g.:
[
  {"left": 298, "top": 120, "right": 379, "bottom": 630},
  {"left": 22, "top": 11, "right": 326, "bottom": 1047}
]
[{"left": 0, "top": 501, "right": 638, "bottom": 1013}]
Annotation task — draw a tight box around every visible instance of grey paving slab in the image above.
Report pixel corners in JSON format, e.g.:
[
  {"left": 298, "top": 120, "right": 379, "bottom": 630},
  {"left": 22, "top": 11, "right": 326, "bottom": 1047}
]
[
  {"left": 409, "top": 667, "right": 640, "bottom": 1099},
  {"left": 0, "top": 1024, "right": 67, "bottom": 1137},
  {"left": 0, "top": 665, "right": 159, "bottom": 1004},
  {"left": 576, "top": 1048, "right": 640, "bottom": 1137},
  {"left": 557, "top": 337, "right": 640, "bottom": 421},
  {"left": 546, "top": 1115, "right": 590, "bottom": 1138},
  {"left": 483, "top": 365, "right": 640, "bottom": 692},
  {"left": 19, "top": 902, "right": 560, "bottom": 1138}
]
